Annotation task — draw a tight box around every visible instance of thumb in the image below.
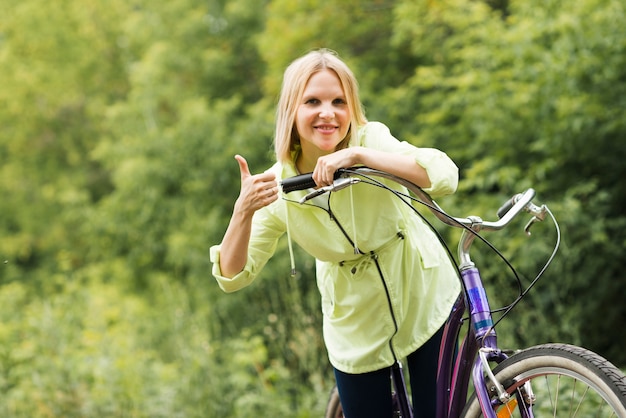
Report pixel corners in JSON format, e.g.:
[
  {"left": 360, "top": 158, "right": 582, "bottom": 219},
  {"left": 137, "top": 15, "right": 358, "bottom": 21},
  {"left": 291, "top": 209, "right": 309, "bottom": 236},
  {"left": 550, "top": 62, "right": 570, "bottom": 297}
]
[{"left": 234, "top": 154, "right": 251, "bottom": 180}]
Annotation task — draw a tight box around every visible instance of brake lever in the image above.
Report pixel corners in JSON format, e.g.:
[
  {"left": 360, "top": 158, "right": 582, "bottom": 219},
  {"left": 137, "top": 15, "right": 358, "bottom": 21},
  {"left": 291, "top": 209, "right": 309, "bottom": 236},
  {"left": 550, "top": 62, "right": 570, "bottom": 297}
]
[
  {"left": 523, "top": 203, "right": 548, "bottom": 235},
  {"left": 299, "top": 177, "right": 360, "bottom": 204}
]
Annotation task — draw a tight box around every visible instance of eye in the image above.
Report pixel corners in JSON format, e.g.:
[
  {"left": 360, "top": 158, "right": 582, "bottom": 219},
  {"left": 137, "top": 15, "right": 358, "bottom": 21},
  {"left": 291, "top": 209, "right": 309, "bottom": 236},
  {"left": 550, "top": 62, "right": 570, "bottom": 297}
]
[
  {"left": 304, "top": 98, "right": 320, "bottom": 105},
  {"left": 333, "top": 98, "right": 347, "bottom": 105}
]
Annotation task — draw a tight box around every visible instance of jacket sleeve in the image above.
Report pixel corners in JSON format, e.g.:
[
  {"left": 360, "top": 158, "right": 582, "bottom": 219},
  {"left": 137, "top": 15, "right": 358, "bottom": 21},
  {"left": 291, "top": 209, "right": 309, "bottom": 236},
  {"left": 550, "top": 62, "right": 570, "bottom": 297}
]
[
  {"left": 359, "top": 122, "right": 458, "bottom": 198},
  {"left": 210, "top": 203, "right": 286, "bottom": 293}
]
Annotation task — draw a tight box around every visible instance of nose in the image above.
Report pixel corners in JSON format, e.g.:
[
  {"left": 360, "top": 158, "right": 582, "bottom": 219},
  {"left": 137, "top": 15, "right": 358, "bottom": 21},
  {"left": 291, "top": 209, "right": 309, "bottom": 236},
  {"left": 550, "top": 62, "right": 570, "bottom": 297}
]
[{"left": 319, "top": 104, "right": 335, "bottom": 119}]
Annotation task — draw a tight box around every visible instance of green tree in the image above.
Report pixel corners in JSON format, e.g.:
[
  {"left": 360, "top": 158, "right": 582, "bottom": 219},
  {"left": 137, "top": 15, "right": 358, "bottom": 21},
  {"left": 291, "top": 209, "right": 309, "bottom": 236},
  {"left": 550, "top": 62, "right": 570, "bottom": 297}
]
[
  {"left": 1, "top": 0, "right": 625, "bottom": 415},
  {"left": 390, "top": 0, "right": 626, "bottom": 363},
  {"left": 0, "top": 0, "right": 130, "bottom": 289}
]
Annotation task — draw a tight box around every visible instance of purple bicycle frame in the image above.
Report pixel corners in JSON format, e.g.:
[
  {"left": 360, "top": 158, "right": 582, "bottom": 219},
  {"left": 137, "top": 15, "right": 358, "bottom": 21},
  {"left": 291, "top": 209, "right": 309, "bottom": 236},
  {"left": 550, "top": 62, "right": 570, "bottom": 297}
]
[{"left": 434, "top": 266, "right": 524, "bottom": 418}]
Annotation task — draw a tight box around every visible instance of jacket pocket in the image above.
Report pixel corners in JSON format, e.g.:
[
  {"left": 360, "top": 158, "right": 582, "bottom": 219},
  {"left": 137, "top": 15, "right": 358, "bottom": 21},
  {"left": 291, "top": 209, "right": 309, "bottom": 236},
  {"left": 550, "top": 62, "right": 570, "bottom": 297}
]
[{"left": 410, "top": 225, "right": 443, "bottom": 270}]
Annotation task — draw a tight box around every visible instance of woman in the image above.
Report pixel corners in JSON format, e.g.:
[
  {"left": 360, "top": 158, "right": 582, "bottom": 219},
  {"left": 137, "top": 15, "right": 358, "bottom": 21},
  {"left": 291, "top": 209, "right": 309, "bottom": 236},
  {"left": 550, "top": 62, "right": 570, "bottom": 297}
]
[{"left": 210, "top": 49, "right": 460, "bottom": 417}]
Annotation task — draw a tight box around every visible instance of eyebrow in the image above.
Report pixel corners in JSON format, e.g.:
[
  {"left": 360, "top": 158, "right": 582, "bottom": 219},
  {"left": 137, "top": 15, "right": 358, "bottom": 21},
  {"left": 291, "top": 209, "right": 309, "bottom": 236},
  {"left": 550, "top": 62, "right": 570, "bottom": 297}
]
[{"left": 302, "top": 91, "right": 346, "bottom": 101}]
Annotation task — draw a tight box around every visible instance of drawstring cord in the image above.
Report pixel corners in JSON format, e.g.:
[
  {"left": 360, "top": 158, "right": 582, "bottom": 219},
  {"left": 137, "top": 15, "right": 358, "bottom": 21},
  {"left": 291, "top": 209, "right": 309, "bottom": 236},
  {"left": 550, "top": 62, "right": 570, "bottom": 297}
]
[
  {"left": 284, "top": 197, "right": 297, "bottom": 277},
  {"left": 349, "top": 185, "right": 359, "bottom": 254},
  {"left": 282, "top": 174, "right": 362, "bottom": 275}
]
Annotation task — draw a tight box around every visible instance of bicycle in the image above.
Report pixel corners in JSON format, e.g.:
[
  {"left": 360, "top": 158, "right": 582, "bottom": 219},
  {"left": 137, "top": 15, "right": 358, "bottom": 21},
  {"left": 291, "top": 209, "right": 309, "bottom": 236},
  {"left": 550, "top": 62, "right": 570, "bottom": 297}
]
[{"left": 281, "top": 167, "right": 626, "bottom": 418}]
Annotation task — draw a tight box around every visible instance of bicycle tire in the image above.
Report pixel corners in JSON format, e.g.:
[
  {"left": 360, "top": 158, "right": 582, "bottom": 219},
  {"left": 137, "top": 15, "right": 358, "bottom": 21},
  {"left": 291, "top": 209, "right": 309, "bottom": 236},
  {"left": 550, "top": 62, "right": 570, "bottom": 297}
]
[
  {"left": 325, "top": 386, "right": 344, "bottom": 418},
  {"left": 461, "top": 343, "right": 626, "bottom": 417}
]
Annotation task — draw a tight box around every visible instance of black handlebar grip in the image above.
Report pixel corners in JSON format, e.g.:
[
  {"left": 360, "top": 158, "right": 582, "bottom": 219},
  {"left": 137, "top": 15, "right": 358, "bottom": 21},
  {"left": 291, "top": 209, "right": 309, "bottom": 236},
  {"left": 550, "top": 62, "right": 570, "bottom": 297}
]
[
  {"left": 281, "top": 173, "right": 315, "bottom": 193},
  {"left": 496, "top": 194, "right": 520, "bottom": 219}
]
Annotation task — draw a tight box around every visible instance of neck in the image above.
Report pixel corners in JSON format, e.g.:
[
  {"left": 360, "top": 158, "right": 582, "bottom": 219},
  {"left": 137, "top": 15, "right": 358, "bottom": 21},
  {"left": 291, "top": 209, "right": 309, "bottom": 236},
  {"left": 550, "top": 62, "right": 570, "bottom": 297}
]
[{"left": 295, "top": 149, "right": 322, "bottom": 174}]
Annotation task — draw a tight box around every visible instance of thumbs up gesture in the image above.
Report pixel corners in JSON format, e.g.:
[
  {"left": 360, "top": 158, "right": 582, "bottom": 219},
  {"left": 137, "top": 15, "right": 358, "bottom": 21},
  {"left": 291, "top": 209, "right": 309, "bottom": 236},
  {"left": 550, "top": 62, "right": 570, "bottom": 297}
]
[{"left": 234, "top": 155, "right": 279, "bottom": 215}]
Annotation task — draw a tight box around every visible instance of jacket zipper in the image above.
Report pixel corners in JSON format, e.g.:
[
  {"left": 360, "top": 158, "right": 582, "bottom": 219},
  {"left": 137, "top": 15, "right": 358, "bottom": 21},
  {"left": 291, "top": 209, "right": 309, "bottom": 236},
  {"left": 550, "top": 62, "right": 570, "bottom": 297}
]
[
  {"left": 299, "top": 196, "right": 401, "bottom": 362},
  {"left": 326, "top": 200, "right": 400, "bottom": 362},
  {"left": 372, "top": 252, "right": 400, "bottom": 362}
]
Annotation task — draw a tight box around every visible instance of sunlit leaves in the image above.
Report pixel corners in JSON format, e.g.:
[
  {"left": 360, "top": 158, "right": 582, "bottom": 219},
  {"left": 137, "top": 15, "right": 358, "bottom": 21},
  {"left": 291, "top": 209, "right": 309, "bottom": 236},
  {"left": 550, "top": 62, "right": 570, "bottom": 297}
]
[{"left": 1, "top": 0, "right": 625, "bottom": 415}]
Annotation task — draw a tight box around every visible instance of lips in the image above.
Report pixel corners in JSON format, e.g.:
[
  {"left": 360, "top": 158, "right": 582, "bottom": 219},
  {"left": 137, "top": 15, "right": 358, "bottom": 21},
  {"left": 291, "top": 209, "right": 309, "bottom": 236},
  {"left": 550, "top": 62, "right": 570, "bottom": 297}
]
[{"left": 315, "top": 124, "right": 338, "bottom": 133}]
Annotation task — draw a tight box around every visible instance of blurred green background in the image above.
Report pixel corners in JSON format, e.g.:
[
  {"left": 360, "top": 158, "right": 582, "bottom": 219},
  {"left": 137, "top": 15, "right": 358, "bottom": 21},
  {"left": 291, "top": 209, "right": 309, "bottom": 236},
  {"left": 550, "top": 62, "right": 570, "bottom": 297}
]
[{"left": 1, "top": 0, "right": 625, "bottom": 416}]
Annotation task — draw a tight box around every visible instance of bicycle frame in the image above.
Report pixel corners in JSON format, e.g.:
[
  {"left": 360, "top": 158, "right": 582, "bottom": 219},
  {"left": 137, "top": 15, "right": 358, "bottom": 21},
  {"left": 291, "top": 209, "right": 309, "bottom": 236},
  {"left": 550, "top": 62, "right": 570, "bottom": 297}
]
[
  {"left": 391, "top": 245, "right": 510, "bottom": 417},
  {"left": 346, "top": 168, "right": 545, "bottom": 418},
  {"left": 434, "top": 267, "right": 510, "bottom": 418}
]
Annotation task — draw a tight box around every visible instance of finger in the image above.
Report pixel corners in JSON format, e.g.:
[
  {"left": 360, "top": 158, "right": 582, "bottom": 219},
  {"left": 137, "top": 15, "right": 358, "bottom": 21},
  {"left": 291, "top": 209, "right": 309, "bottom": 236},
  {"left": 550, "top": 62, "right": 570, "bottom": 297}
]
[
  {"left": 266, "top": 187, "right": 279, "bottom": 204},
  {"left": 314, "top": 160, "right": 333, "bottom": 186},
  {"left": 259, "top": 171, "right": 278, "bottom": 186},
  {"left": 312, "top": 165, "right": 323, "bottom": 187},
  {"left": 235, "top": 154, "right": 251, "bottom": 181}
]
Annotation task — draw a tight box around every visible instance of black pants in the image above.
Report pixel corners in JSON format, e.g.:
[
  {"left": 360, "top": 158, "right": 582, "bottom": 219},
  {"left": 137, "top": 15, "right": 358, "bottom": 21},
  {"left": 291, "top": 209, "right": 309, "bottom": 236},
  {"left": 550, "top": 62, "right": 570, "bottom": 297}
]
[{"left": 333, "top": 326, "right": 443, "bottom": 418}]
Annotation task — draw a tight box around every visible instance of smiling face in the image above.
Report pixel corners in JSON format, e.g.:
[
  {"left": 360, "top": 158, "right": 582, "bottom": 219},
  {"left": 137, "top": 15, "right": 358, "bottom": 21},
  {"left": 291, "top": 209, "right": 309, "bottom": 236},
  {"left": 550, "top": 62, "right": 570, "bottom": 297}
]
[{"left": 295, "top": 69, "right": 351, "bottom": 163}]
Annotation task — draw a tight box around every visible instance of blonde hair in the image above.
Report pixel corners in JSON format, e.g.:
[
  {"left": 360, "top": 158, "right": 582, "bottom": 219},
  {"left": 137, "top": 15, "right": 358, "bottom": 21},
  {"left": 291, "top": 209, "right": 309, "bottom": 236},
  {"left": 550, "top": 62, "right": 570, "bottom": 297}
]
[{"left": 274, "top": 49, "right": 368, "bottom": 164}]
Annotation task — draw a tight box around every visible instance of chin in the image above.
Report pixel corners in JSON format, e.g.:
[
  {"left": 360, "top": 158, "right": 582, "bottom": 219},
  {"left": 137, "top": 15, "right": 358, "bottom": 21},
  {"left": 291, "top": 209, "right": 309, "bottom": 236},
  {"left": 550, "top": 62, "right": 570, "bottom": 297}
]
[{"left": 318, "top": 144, "right": 341, "bottom": 153}]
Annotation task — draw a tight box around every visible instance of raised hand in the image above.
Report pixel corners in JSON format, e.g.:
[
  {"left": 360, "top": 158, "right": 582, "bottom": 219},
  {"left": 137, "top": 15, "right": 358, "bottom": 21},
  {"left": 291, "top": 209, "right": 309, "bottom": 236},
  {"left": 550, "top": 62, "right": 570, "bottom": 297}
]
[{"left": 234, "top": 155, "right": 279, "bottom": 215}]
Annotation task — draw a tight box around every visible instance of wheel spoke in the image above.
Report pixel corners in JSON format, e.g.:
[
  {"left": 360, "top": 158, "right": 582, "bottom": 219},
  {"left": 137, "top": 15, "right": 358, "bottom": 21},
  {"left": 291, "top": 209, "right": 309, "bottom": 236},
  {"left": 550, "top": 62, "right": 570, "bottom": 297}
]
[
  {"left": 461, "top": 345, "right": 626, "bottom": 418},
  {"left": 553, "top": 374, "right": 561, "bottom": 417}
]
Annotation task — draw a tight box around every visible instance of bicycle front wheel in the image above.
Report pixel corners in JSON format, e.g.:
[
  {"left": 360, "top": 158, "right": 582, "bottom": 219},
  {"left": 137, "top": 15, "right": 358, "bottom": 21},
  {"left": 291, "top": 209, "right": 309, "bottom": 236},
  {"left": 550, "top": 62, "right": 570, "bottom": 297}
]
[{"left": 462, "top": 343, "right": 626, "bottom": 417}]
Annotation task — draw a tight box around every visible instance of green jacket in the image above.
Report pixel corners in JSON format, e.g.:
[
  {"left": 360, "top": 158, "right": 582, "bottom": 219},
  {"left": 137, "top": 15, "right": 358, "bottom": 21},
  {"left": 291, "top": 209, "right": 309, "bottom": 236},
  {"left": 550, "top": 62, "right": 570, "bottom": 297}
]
[{"left": 210, "top": 122, "right": 461, "bottom": 374}]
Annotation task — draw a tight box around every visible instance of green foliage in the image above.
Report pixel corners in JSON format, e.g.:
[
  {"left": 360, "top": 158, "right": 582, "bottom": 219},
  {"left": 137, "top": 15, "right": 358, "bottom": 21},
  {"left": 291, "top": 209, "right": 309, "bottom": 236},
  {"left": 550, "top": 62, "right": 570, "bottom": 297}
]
[
  {"left": 1, "top": 0, "right": 625, "bottom": 415},
  {"left": 396, "top": 0, "right": 626, "bottom": 363}
]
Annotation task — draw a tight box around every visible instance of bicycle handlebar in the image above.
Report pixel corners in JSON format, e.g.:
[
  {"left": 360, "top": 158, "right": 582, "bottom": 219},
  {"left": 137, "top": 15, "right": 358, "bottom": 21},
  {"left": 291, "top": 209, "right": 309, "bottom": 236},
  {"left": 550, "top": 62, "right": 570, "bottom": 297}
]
[
  {"left": 281, "top": 167, "right": 559, "bottom": 339},
  {"left": 280, "top": 171, "right": 344, "bottom": 193},
  {"left": 280, "top": 173, "right": 318, "bottom": 193},
  {"left": 280, "top": 167, "right": 548, "bottom": 234},
  {"left": 496, "top": 194, "right": 521, "bottom": 219}
]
